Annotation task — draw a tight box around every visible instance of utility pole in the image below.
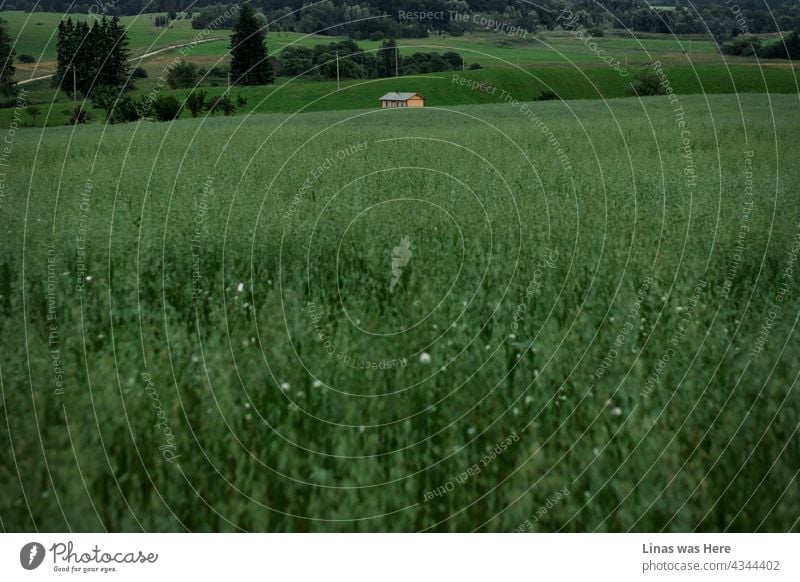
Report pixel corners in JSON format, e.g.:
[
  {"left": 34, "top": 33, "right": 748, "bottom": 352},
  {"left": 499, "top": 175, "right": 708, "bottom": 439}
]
[
  {"left": 72, "top": 65, "right": 77, "bottom": 106},
  {"left": 227, "top": 72, "right": 230, "bottom": 90},
  {"left": 336, "top": 50, "right": 340, "bottom": 91},
  {"left": 394, "top": 45, "right": 398, "bottom": 77}
]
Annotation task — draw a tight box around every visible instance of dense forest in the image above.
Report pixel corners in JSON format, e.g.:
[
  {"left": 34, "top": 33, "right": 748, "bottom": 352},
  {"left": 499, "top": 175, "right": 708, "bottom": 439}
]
[{"left": 4, "top": 0, "right": 800, "bottom": 40}]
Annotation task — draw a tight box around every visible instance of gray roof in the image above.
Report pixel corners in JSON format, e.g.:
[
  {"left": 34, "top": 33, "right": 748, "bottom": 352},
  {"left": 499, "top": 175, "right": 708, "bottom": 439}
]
[{"left": 379, "top": 92, "right": 423, "bottom": 101}]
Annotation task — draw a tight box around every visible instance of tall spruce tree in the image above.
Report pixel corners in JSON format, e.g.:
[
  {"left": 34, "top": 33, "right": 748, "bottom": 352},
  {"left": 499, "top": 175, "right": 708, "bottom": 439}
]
[
  {"left": 102, "top": 17, "right": 131, "bottom": 89},
  {"left": 54, "top": 19, "right": 87, "bottom": 95},
  {"left": 379, "top": 38, "right": 398, "bottom": 78},
  {"left": 55, "top": 19, "right": 76, "bottom": 94},
  {"left": 229, "top": 5, "right": 273, "bottom": 86},
  {"left": 73, "top": 21, "right": 93, "bottom": 95},
  {"left": 0, "top": 18, "right": 17, "bottom": 98},
  {"left": 86, "top": 19, "right": 105, "bottom": 92}
]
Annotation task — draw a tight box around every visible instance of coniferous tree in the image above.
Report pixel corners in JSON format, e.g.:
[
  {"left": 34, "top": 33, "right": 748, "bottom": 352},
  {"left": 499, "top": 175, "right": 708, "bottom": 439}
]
[
  {"left": 86, "top": 19, "right": 105, "bottom": 92},
  {"left": 379, "top": 38, "right": 398, "bottom": 78},
  {"left": 55, "top": 16, "right": 132, "bottom": 98},
  {"left": 55, "top": 19, "right": 89, "bottom": 96},
  {"left": 73, "top": 21, "right": 93, "bottom": 95},
  {"left": 55, "top": 19, "right": 76, "bottom": 94},
  {"left": 105, "top": 17, "right": 131, "bottom": 89},
  {"left": 230, "top": 5, "right": 274, "bottom": 86},
  {"left": 0, "top": 18, "right": 16, "bottom": 98}
]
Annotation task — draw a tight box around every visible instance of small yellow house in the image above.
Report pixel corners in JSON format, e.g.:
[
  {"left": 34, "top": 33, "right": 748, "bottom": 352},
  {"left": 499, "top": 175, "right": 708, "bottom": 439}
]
[{"left": 379, "top": 92, "right": 425, "bottom": 108}]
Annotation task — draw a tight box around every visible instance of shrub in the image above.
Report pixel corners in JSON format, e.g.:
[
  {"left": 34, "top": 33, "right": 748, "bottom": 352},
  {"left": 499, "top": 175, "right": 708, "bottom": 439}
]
[
  {"left": 17, "top": 54, "right": 36, "bottom": 64},
  {"left": 536, "top": 90, "right": 559, "bottom": 101},
  {"left": 368, "top": 31, "right": 385, "bottom": 41},
  {"left": 27, "top": 105, "right": 40, "bottom": 124},
  {"left": 758, "top": 31, "right": 800, "bottom": 59},
  {"left": 209, "top": 94, "right": 237, "bottom": 116},
  {"left": 185, "top": 90, "right": 207, "bottom": 117},
  {"left": 441, "top": 51, "right": 464, "bottom": 70},
  {"left": 167, "top": 61, "right": 199, "bottom": 89},
  {"left": 152, "top": 95, "right": 182, "bottom": 121},
  {"left": 90, "top": 85, "right": 121, "bottom": 121},
  {"left": 209, "top": 65, "right": 229, "bottom": 77},
  {"left": 468, "top": 62, "right": 482, "bottom": 70},
  {"left": 113, "top": 96, "right": 143, "bottom": 123},
  {"left": 722, "top": 36, "right": 761, "bottom": 56},
  {"left": 68, "top": 106, "right": 87, "bottom": 125},
  {"left": 131, "top": 66, "right": 148, "bottom": 79},
  {"left": 90, "top": 86, "right": 143, "bottom": 124},
  {"left": 630, "top": 67, "right": 667, "bottom": 97}
]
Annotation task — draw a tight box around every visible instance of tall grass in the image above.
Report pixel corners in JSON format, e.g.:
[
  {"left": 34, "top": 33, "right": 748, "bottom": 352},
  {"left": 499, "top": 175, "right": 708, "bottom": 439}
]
[{"left": 1, "top": 93, "right": 798, "bottom": 532}]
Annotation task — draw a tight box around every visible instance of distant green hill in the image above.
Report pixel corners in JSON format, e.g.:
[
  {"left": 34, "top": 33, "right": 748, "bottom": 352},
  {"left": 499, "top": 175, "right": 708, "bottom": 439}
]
[
  {"left": 4, "top": 62, "right": 798, "bottom": 128},
  {"left": 153, "top": 63, "right": 800, "bottom": 115}
]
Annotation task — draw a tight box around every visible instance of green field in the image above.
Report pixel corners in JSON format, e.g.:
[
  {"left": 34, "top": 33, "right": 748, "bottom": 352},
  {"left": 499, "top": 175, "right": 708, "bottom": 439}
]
[
  {"left": 4, "top": 10, "right": 798, "bottom": 131},
  {"left": 4, "top": 61, "right": 799, "bottom": 129},
  {"left": 1, "top": 92, "right": 798, "bottom": 531},
  {"left": 4, "top": 11, "right": 215, "bottom": 61},
  {"left": 4, "top": 11, "right": 723, "bottom": 68}
]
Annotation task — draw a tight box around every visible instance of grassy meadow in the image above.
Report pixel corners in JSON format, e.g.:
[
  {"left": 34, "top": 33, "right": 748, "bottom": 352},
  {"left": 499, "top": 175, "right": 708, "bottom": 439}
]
[
  {"left": 4, "top": 11, "right": 722, "bottom": 69},
  {"left": 1, "top": 91, "right": 798, "bottom": 532},
  {"left": 4, "top": 10, "right": 798, "bottom": 130},
  {"left": 4, "top": 62, "right": 800, "bottom": 129}
]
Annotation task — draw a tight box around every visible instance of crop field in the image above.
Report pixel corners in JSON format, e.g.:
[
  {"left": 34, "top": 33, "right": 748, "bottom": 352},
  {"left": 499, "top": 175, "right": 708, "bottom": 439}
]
[{"left": 1, "top": 91, "right": 798, "bottom": 532}]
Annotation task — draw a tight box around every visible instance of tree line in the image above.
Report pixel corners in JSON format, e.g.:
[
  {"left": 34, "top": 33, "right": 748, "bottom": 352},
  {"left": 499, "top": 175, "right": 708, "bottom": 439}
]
[
  {"left": 721, "top": 30, "right": 800, "bottom": 59},
  {"left": 570, "top": 0, "right": 800, "bottom": 38},
  {"left": 8, "top": 0, "right": 800, "bottom": 41},
  {"left": 278, "top": 38, "right": 465, "bottom": 80},
  {"left": 190, "top": 0, "right": 800, "bottom": 45}
]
